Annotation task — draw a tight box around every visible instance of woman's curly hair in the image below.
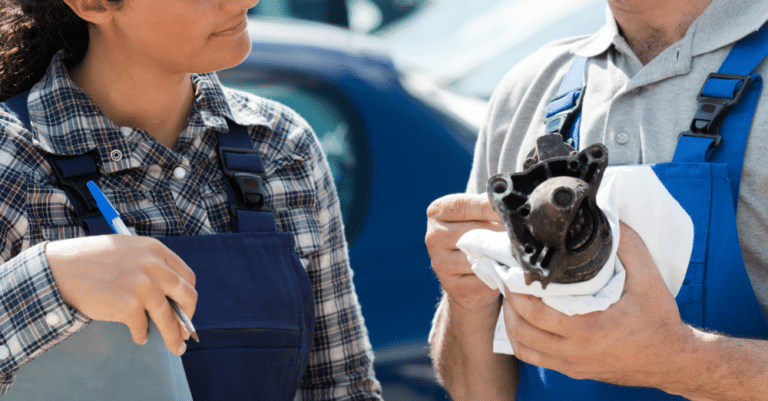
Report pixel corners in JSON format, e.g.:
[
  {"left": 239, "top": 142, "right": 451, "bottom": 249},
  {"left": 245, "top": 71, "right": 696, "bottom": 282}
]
[{"left": 0, "top": 0, "right": 121, "bottom": 101}]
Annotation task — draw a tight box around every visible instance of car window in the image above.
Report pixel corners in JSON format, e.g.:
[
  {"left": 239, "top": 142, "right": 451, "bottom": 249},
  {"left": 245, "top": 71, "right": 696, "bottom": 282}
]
[
  {"left": 249, "top": 0, "right": 349, "bottom": 27},
  {"left": 248, "top": 0, "right": 426, "bottom": 33},
  {"left": 219, "top": 79, "right": 369, "bottom": 242}
]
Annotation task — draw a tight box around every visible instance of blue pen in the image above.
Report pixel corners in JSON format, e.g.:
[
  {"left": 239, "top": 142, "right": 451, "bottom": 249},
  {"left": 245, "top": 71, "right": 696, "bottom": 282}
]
[{"left": 86, "top": 181, "right": 200, "bottom": 343}]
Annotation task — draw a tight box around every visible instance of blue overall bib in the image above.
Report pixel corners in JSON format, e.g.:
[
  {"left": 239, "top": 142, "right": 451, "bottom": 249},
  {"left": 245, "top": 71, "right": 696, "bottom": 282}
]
[
  {"left": 2, "top": 93, "right": 315, "bottom": 400},
  {"left": 517, "top": 20, "right": 768, "bottom": 400}
]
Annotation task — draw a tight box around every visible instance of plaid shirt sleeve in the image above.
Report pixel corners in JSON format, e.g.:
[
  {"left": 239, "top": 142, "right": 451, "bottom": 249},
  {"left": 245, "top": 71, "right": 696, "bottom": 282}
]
[
  {"left": 260, "top": 108, "right": 381, "bottom": 400},
  {"left": 0, "top": 136, "right": 89, "bottom": 395}
]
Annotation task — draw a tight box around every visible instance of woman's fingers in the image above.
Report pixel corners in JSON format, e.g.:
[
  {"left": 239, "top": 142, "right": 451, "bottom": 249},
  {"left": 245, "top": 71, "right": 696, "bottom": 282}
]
[
  {"left": 144, "top": 291, "right": 188, "bottom": 355},
  {"left": 123, "top": 297, "right": 150, "bottom": 346},
  {"left": 46, "top": 235, "right": 198, "bottom": 354}
]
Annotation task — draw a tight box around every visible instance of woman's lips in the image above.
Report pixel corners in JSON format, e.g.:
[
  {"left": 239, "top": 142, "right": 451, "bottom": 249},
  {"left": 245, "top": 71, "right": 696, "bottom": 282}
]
[{"left": 212, "top": 18, "right": 247, "bottom": 37}]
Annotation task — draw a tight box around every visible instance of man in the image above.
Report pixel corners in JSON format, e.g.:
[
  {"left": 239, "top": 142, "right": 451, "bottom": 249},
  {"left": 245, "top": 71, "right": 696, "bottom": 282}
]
[{"left": 425, "top": 0, "right": 768, "bottom": 399}]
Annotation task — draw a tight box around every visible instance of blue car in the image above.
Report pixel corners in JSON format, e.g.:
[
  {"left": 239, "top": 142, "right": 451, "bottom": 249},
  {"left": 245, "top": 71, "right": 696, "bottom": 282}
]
[{"left": 217, "top": 18, "right": 482, "bottom": 399}]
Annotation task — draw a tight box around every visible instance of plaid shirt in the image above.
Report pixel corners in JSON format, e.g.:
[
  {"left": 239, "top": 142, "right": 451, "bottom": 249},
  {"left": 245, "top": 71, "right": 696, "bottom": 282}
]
[{"left": 0, "top": 52, "right": 381, "bottom": 399}]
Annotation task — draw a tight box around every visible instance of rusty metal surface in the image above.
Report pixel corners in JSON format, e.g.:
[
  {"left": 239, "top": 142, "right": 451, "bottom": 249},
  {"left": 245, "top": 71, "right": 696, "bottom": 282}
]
[{"left": 487, "top": 134, "right": 612, "bottom": 288}]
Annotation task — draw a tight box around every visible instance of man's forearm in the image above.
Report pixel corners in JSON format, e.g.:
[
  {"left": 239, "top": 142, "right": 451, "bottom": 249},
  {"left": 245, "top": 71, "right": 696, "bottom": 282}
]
[
  {"left": 664, "top": 327, "right": 768, "bottom": 401},
  {"left": 430, "top": 294, "right": 517, "bottom": 400}
]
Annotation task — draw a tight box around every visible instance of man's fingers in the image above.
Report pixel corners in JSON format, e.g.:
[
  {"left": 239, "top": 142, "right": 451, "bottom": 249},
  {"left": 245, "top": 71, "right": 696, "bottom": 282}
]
[
  {"left": 505, "top": 290, "right": 570, "bottom": 336},
  {"left": 617, "top": 221, "right": 664, "bottom": 291},
  {"left": 503, "top": 295, "right": 564, "bottom": 355},
  {"left": 426, "top": 220, "right": 504, "bottom": 252},
  {"left": 441, "top": 271, "right": 497, "bottom": 301},
  {"left": 427, "top": 193, "right": 501, "bottom": 223}
]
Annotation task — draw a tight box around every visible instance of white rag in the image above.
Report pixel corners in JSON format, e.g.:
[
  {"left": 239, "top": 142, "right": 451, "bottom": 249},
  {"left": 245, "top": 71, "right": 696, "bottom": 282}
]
[{"left": 457, "top": 166, "right": 694, "bottom": 355}]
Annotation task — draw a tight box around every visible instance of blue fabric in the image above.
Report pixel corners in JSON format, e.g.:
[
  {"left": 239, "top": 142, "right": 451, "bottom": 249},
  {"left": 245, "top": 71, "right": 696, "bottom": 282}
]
[
  {"left": 516, "top": 20, "right": 768, "bottom": 401},
  {"left": 4, "top": 91, "right": 31, "bottom": 130},
  {"left": 673, "top": 17, "right": 768, "bottom": 200},
  {"left": 235, "top": 209, "right": 277, "bottom": 233},
  {"left": 222, "top": 152, "right": 264, "bottom": 173},
  {"left": 81, "top": 215, "right": 116, "bottom": 236},
  {"left": 55, "top": 156, "right": 100, "bottom": 178},
  {"left": 217, "top": 125, "right": 255, "bottom": 150},
  {"left": 163, "top": 232, "right": 315, "bottom": 401},
  {"left": 701, "top": 78, "right": 745, "bottom": 98},
  {"left": 653, "top": 163, "right": 768, "bottom": 337},
  {"left": 718, "top": 20, "right": 768, "bottom": 77},
  {"left": 545, "top": 57, "right": 587, "bottom": 149},
  {"left": 571, "top": 113, "right": 582, "bottom": 150},
  {"left": 674, "top": 74, "right": 763, "bottom": 207},
  {"left": 217, "top": 126, "right": 274, "bottom": 232},
  {"left": 545, "top": 90, "right": 582, "bottom": 118},
  {"left": 672, "top": 136, "right": 717, "bottom": 162},
  {"left": 707, "top": 74, "right": 763, "bottom": 208},
  {"left": 553, "top": 56, "right": 586, "bottom": 101}
]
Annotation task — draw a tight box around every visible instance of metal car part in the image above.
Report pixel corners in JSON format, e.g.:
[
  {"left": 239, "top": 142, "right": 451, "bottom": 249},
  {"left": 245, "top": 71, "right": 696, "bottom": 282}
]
[{"left": 487, "top": 133, "right": 612, "bottom": 288}]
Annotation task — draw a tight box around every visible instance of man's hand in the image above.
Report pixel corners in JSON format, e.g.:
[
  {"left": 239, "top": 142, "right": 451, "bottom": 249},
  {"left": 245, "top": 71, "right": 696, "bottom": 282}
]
[
  {"left": 502, "top": 222, "right": 693, "bottom": 390},
  {"left": 426, "top": 193, "right": 517, "bottom": 400},
  {"left": 46, "top": 235, "right": 197, "bottom": 356},
  {"left": 425, "top": 193, "right": 504, "bottom": 311}
]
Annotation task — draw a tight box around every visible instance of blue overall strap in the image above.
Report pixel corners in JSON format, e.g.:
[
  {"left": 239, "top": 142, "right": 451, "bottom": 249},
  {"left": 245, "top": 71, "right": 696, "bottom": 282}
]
[
  {"left": 4, "top": 90, "right": 31, "bottom": 129},
  {"left": 544, "top": 56, "right": 587, "bottom": 149},
  {"left": 2, "top": 91, "right": 113, "bottom": 235},
  {"left": 674, "top": 20, "right": 768, "bottom": 206},
  {"left": 217, "top": 123, "right": 276, "bottom": 233},
  {"left": 45, "top": 152, "right": 114, "bottom": 235}
]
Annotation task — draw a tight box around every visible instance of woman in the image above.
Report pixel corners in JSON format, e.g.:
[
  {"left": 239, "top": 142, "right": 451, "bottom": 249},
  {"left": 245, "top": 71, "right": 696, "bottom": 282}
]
[{"left": 0, "top": 0, "right": 381, "bottom": 399}]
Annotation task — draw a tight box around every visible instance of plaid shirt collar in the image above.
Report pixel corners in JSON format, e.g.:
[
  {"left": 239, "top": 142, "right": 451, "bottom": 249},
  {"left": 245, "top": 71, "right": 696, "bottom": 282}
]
[{"left": 25, "top": 51, "right": 272, "bottom": 175}]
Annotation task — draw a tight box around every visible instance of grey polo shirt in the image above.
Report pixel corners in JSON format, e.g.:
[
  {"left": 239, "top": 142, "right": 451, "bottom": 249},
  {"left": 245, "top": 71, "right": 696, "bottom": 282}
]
[{"left": 467, "top": 0, "right": 768, "bottom": 317}]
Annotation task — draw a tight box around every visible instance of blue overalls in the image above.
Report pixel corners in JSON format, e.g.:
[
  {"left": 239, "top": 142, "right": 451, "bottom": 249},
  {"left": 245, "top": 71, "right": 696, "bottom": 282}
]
[
  {"left": 2, "top": 92, "right": 315, "bottom": 400},
  {"left": 517, "top": 20, "right": 768, "bottom": 400}
]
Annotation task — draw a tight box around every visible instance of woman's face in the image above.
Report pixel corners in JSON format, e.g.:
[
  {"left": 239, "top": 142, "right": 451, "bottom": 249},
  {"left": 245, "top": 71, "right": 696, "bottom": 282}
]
[{"left": 103, "top": 0, "right": 259, "bottom": 74}]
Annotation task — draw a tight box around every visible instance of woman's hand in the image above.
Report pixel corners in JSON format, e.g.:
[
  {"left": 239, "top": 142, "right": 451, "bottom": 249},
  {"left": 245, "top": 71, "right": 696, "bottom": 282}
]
[{"left": 46, "top": 235, "right": 197, "bottom": 356}]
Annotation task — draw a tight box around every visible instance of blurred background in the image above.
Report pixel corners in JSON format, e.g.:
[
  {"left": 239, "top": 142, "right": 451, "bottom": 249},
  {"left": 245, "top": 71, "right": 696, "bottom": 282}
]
[{"left": 221, "top": 1, "right": 605, "bottom": 399}]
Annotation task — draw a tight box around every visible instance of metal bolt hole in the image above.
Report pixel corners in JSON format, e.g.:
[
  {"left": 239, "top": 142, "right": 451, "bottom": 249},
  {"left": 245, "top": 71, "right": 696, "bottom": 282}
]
[{"left": 493, "top": 182, "right": 507, "bottom": 194}]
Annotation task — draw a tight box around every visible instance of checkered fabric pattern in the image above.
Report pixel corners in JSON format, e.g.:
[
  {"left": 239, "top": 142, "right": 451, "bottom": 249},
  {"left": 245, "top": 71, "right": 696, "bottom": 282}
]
[{"left": 0, "top": 51, "right": 381, "bottom": 399}]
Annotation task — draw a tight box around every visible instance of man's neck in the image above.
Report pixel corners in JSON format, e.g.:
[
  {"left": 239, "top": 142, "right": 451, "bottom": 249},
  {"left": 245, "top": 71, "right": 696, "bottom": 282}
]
[{"left": 609, "top": 0, "right": 713, "bottom": 65}]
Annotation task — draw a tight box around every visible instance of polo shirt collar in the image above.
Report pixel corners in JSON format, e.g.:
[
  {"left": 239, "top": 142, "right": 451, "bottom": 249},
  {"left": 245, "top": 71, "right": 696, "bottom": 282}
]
[
  {"left": 572, "top": 0, "right": 768, "bottom": 60},
  {"left": 573, "top": 5, "right": 617, "bottom": 58},
  {"left": 690, "top": 0, "right": 768, "bottom": 57}
]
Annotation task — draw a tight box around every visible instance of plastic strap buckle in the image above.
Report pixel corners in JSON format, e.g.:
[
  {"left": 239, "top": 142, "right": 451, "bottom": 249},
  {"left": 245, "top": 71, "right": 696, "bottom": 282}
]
[
  {"left": 44, "top": 150, "right": 114, "bottom": 234},
  {"left": 543, "top": 87, "right": 585, "bottom": 137},
  {"left": 48, "top": 151, "right": 102, "bottom": 213},
  {"left": 680, "top": 73, "right": 751, "bottom": 148},
  {"left": 219, "top": 146, "right": 268, "bottom": 212}
]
